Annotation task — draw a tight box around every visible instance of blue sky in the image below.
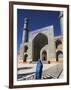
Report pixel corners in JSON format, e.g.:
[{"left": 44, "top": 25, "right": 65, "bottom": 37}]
[{"left": 17, "top": 9, "right": 61, "bottom": 51}]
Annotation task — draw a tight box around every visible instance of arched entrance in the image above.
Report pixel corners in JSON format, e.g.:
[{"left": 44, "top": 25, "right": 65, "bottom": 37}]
[
  {"left": 42, "top": 50, "right": 47, "bottom": 61},
  {"left": 32, "top": 33, "right": 48, "bottom": 61},
  {"left": 56, "top": 51, "right": 63, "bottom": 62},
  {"left": 55, "top": 39, "right": 62, "bottom": 48},
  {"left": 23, "top": 54, "right": 28, "bottom": 62}
]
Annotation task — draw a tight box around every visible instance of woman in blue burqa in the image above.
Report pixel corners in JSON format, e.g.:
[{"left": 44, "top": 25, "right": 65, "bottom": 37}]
[{"left": 35, "top": 59, "right": 43, "bottom": 79}]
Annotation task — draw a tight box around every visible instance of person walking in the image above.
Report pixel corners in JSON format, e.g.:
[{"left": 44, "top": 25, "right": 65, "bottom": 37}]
[{"left": 35, "top": 59, "right": 43, "bottom": 79}]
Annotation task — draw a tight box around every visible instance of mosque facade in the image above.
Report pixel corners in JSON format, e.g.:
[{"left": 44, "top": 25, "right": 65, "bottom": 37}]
[{"left": 18, "top": 12, "right": 63, "bottom": 64}]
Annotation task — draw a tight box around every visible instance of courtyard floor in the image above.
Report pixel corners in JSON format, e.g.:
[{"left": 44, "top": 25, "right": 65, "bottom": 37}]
[{"left": 17, "top": 62, "right": 63, "bottom": 80}]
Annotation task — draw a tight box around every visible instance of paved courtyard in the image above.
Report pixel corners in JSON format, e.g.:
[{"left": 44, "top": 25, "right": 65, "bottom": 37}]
[{"left": 17, "top": 62, "right": 63, "bottom": 81}]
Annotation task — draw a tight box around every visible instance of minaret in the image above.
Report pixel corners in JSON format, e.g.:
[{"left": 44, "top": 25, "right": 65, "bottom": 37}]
[
  {"left": 18, "top": 18, "right": 29, "bottom": 63},
  {"left": 23, "top": 17, "right": 29, "bottom": 42},
  {"left": 59, "top": 11, "right": 63, "bottom": 35},
  {"left": 22, "top": 17, "right": 29, "bottom": 62}
]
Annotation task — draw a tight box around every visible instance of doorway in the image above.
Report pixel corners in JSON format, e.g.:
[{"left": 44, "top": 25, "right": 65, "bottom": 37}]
[
  {"left": 42, "top": 50, "right": 47, "bottom": 61},
  {"left": 23, "top": 54, "right": 28, "bottom": 62},
  {"left": 56, "top": 51, "right": 63, "bottom": 62}
]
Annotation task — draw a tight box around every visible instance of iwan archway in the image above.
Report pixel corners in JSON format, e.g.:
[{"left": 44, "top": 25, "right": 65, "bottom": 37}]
[{"left": 32, "top": 33, "right": 48, "bottom": 61}]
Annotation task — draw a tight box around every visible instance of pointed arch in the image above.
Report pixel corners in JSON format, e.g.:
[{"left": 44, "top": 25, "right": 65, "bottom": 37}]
[
  {"left": 56, "top": 50, "right": 63, "bottom": 62},
  {"left": 55, "top": 39, "right": 62, "bottom": 48},
  {"left": 23, "top": 54, "right": 28, "bottom": 62},
  {"left": 32, "top": 33, "right": 48, "bottom": 61},
  {"left": 42, "top": 50, "right": 47, "bottom": 61}
]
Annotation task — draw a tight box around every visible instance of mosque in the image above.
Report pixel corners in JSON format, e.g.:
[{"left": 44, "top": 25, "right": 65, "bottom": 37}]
[{"left": 17, "top": 12, "right": 63, "bottom": 64}]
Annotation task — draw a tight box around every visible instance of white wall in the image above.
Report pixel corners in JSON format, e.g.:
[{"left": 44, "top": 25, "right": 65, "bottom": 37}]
[{"left": 0, "top": 0, "right": 71, "bottom": 90}]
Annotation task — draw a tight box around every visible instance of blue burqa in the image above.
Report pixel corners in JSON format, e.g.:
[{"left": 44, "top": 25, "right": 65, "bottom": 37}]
[{"left": 35, "top": 60, "right": 43, "bottom": 79}]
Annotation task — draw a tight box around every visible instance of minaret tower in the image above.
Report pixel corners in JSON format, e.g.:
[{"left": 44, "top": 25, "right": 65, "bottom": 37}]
[
  {"left": 22, "top": 17, "right": 29, "bottom": 62},
  {"left": 59, "top": 11, "right": 63, "bottom": 35},
  {"left": 23, "top": 17, "right": 29, "bottom": 42}
]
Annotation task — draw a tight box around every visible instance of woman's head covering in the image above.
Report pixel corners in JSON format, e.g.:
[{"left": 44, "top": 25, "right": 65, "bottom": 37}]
[{"left": 38, "top": 59, "right": 42, "bottom": 63}]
